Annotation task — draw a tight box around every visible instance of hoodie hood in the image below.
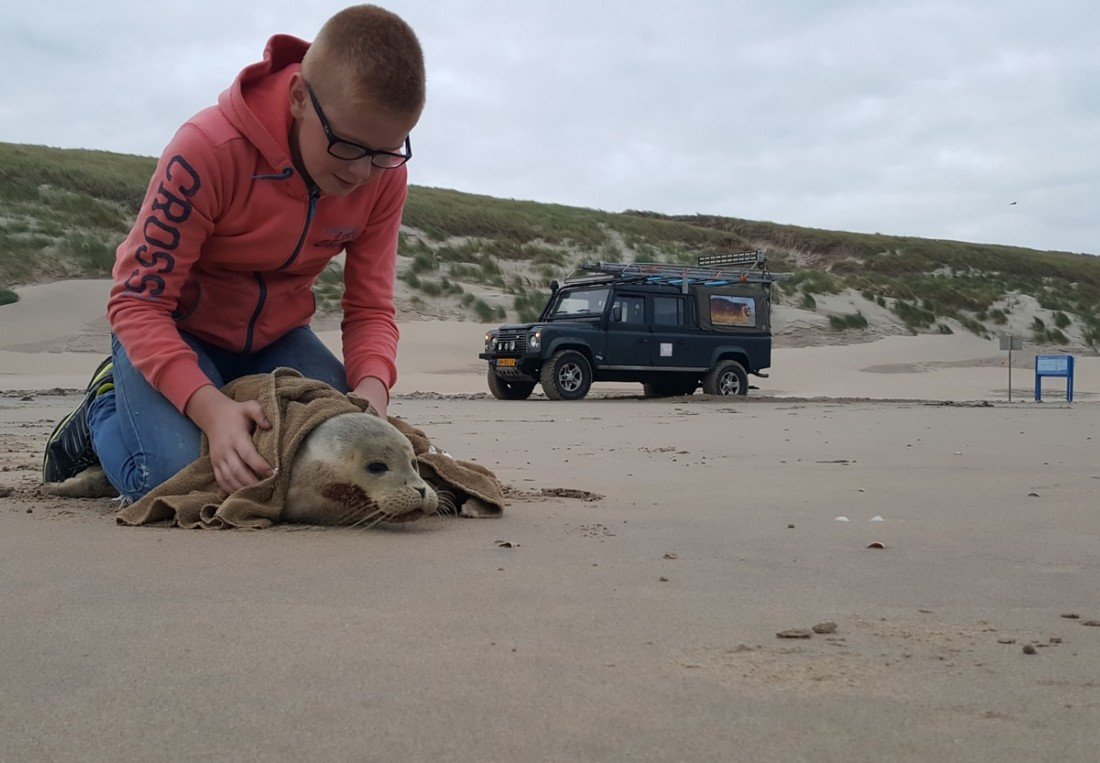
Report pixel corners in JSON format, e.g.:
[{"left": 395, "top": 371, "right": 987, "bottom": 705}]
[{"left": 218, "top": 34, "right": 310, "bottom": 181}]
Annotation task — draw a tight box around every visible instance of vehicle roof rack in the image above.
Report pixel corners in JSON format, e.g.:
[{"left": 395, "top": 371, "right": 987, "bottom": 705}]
[
  {"left": 565, "top": 251, "right": 788, "bottom": 289},
  {"left": 697, "top": 250, "right": 767, "bottom": 269}
]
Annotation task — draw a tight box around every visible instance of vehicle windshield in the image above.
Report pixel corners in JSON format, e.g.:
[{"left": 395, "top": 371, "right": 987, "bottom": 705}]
[{"left": 548, "top": 287, "right": 609, "bottom": 318}]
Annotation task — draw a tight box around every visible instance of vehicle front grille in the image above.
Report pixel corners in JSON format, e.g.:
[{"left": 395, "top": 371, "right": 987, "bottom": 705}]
[{"left": 492, "top": 330, "right": 526, "bottom": 353}]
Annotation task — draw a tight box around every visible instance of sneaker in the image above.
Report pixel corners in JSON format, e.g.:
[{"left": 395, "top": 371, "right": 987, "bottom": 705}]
[{"left": 42, "top": 356, "right": 114, "bottom": 484}]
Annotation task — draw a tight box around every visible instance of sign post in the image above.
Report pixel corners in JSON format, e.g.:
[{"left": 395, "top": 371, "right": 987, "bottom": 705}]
[
  {"left": 999, "top": 335, "right": 1023, "bottom": 401},
  {"left": 1035, "top": 355, "right": 1075, "bottom": 402}
]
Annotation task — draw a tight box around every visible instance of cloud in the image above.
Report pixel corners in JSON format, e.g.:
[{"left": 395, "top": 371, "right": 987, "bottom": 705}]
[{"left": 2, "top": 0, "right": 1097, "bottom": 253}]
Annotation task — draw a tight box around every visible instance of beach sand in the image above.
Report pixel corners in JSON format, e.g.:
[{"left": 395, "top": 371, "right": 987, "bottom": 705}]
[{"left": 1, "top": 281, "right": 1098, "bottom": 761}]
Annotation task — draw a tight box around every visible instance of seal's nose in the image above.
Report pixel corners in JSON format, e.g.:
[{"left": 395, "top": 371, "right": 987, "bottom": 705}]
[{"left": 416, "top": 486, "right": 426, "bottom": 499}]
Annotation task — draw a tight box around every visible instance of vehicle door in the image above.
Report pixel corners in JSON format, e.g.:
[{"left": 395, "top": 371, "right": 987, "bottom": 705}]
[
  {"left": 600, "top": 291, "right": 649, "bottom": 367},
  {"left": 546, "top": 285, "right": 610, "bottom": 359},
  {"left": 648, "top": 294, "right": 697, "bottom": 368}
]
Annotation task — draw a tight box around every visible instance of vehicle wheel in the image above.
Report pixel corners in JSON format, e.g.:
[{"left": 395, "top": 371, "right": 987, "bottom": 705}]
[
  {"left": 702, "top": 360, "right": 748, "bottom": 396},
  {"left": 487, "top": 369, "right": 536, "bottom": 400},
  {"left": 540, "top": 350, "right": 592, "bottom": 401},
  {"left": 642, "top": 380, "right": 698, "bottom": 398}
]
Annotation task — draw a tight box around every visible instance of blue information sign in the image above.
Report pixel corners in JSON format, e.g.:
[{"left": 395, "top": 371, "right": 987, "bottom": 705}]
[{"left": 1034, "top": 355, "right": 1074, "bottom": 402}]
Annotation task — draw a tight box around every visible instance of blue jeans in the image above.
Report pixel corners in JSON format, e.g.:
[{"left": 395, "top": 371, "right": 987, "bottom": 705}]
[{"left": 88, "top": 327, "right": 347, "bottom": 503}]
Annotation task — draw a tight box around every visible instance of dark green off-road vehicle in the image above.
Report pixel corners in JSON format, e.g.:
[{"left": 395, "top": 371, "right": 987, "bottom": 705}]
[{"left": 479, "top": 251, "right": 787, "bottom": 400}]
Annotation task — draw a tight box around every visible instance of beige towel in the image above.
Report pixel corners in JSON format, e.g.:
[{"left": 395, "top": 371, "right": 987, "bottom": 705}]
[{"left": 116, "top": 369, "right": 505, "bottom": 529}]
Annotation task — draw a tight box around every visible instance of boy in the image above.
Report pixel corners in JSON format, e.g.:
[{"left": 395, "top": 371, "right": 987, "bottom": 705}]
[{"left": 43, "top": 5, "right": 425, "bottom": 502}]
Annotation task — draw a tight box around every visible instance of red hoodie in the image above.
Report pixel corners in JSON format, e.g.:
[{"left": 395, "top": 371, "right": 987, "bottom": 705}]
[{"left": 108, "top": 35, "right": 403, "bottom": 413}]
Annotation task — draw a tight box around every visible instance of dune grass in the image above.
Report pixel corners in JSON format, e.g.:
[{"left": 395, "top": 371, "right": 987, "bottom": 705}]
[
  {"left": 2, "top": 141, "right": 1098, "bottom": 345},
  {"left": 665, "top": 212, "right": 1100, "bottom": 346},
  {"left": 0, "top": 143, "right": 151, "bottom": 283},
  {"left": 828, "top": 312, "right": 869, "bottom": 331}
]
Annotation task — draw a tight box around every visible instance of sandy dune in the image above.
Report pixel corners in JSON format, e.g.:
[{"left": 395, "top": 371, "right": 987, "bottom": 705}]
[
  {"left": 1, "top": 279, "right": 1098, "bottom": 761},
  {"left": 1, "top": 279, "right": 1094, "bottom": 402}
]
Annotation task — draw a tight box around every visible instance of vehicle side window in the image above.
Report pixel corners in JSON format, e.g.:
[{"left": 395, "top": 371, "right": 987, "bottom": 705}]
[
  {"left": 653, "top": 296, "right": 684, "bottom": 326},
  {"left": 611, "top": 295, "right": 645, "bottom": 325}
]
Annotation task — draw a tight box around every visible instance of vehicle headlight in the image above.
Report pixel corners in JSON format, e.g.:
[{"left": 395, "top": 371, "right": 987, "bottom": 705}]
[
  {"left": 528, "top": 329, "right": 542, "bottom": 350},
  {"left": 484, "top": 332, "right": 495, "bottom": 351}
]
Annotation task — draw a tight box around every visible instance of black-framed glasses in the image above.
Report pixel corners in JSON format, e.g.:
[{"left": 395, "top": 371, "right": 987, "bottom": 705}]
[{"left": 304, "top": 80, "right": 412, "bottom": 168}]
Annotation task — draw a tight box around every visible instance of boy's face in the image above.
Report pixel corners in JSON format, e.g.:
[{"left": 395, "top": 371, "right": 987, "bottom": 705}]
[{"left": 288, "top": 73, "right": 420, "bottom": 197}]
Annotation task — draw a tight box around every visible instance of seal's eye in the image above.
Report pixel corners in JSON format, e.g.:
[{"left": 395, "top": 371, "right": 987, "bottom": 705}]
[{"left": 366, "top": 461, "right": 389, "bottom": 475}]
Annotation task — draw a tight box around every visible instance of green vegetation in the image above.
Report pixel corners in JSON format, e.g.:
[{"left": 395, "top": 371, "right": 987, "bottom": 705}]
[
  {"left": 955, "top": 314, "right": 990, "bottom": 338},
  {"left": 3, "top": 141, "right": 1099, "bottom": 344},
  {"left": 892, "top": 300, "right": 937, "bottom": 330},
  {"left": 828, "top": 312, "right": 868, "bottom": 331},
  {"left": 787, "top": 269, "right": 844, "bottom": 296},
  {"left": 0, "top": 287, "right": 18, "bottom": 306},
  {"left": 1031, "top": 315, "right": 1070, "bottom": 345},
  {"left": 408, "top": 251, "right": 438, "bottom": 274},
  {"left": 0, "top": 142, "right": 154, "bottom": 284},
  {"left": 513, "top": 290, "right": 548, "bottom": 323},
  {"left": 472, "top": 298, "right": 505, "bottom": 322},
  {"left": 664, "top": 212, "right": 1100, "bottom": 348},
  {"left": 312, "top": 261, "right": 345, "bottom": 312},
  {"left": 1047, "top": 329, "right": 1069, "bottom": 344},
  {"left": 402, "top": 187, "right": 746, "bottom": 255}
]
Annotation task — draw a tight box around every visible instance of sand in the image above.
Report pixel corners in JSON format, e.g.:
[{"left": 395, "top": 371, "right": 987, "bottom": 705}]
[{"left": 1, "top": 280, "right": 1098, "bottom": 761}]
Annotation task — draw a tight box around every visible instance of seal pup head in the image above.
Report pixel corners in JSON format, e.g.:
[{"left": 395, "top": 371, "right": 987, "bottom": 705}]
[{"left": 284, "top": 413, "right": 438, "bottom": 527}]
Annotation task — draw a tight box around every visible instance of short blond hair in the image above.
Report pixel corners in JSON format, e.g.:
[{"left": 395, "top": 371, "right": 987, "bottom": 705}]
[{"left": 303, "top": 4, "right": 425, "bottom": 115}]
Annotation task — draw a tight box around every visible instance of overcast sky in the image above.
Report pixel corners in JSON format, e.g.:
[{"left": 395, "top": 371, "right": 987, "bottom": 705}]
[{"left": 2, "top": 1, "right": 1097, "bottom": 254}]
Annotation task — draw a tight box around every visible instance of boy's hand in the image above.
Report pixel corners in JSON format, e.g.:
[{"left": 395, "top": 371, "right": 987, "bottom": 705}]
[
  {"left": 351, "top": 377, "right": 389, "bottom": 419},
  {"left": 184, "top": 385, "right": 273, "bottom": 494}
]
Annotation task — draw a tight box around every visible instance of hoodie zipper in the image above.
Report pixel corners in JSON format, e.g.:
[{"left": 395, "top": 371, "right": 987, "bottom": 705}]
[
  {"left": 243, "top": 183, "right": 321, "bottom": 353},
  {"left": 278, "top": 184, "right": 321, "bottom": 270}
]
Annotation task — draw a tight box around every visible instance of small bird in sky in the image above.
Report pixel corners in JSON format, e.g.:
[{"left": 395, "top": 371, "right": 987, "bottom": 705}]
[{"left": 1009, "top": 201, "right": 1017, "bottom": 205}]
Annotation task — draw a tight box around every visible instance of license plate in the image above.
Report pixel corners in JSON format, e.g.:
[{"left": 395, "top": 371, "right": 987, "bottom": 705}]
[{"left": 496, "top": 358, "right": 517, "bottom": 367}]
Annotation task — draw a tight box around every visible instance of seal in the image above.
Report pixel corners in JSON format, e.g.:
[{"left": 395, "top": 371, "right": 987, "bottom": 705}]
[{"left": 284, "top": 412, "right": 439, "bottom": 527}]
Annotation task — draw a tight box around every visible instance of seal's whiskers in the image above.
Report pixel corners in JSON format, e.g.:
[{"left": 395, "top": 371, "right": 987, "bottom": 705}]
[
  {"left": 435, "top": 491, "right": 458, "bottom": 516},
  {"left": 357, "top": 510, "right": 391, "bottom": 531},
  {"left": 345, "top": 507, "right": 385, "bottom": 530}
]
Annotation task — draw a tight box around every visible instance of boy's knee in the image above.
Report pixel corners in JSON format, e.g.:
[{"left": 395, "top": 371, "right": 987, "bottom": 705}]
[
  {"left": 115, "top": 435, "right": 199, "bottom": 502},
  {"left": 113, "top": 461, "right": 156, "bottom": 504}
]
